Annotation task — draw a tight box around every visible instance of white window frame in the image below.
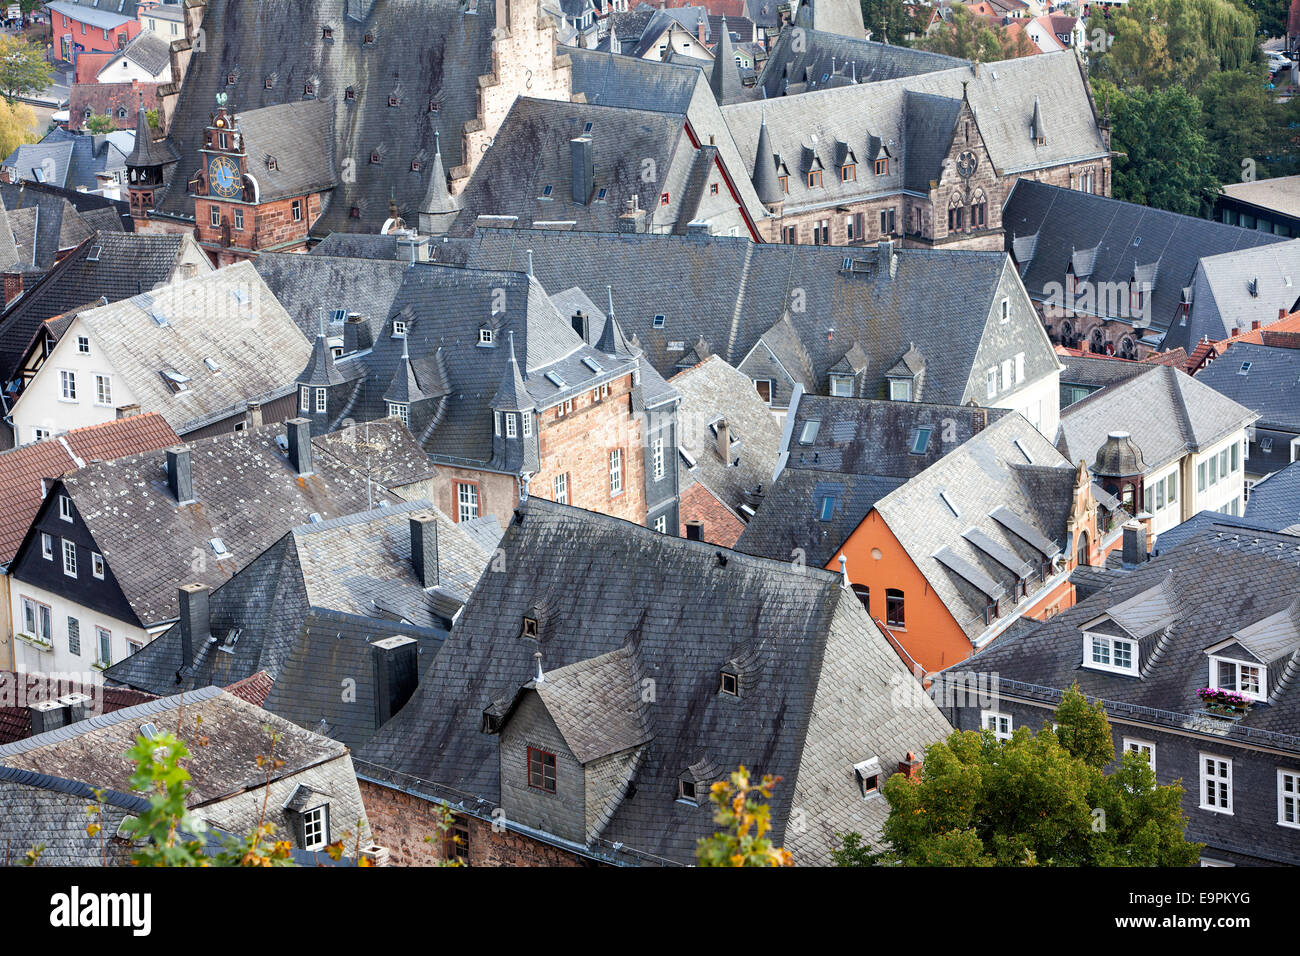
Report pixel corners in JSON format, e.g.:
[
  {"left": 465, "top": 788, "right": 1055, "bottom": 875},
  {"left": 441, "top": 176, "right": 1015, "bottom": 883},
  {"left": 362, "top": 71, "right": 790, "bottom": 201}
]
[
  {"left": 315, "top": 388, "right": 327, "bottom": 413},
  {"left": 96, "top": 626, "right": 112, "bottom": 667},
  {"left": 653, "top": 514, "right": 667, "bottom": 533},
  {"left": 59, "top": 369, "right": 77, "bottom": 402},
  {"left": 21, "top": 596, "right": 52, "bottom": 644},
  {"left": 830, "top": 374, "right": 854, "bottom": 397},
  {"left": 1001, "top": 359, "right": 1013, "bottom": 391},
  {"left": 1280, "top": 769, "right": 1300, "bottom": 829},
  {"left": 300, "top": 387, "right": 310, "bottom": 412},
  {"left": 478, "top": 327, "right": 493, "bottom": 346},
  {"left": 387, "top": 402, "right": 409, "bottom": 425},
  {"left": 1123, "top": 738, "right": 1155, "bottom": 773},
  {"left": 92, "top": 551, "right": 105, "bottom": 580},
  {"left": 1208, "top": 655, "right": 1266, "bottom": 702},
  {"left": 41, "top": 533, "right": 53, "bottom": 560},
  {"left": 456, "top": 483, "right": 479, "bottom": 523},
  {"left": 1200, "top": 754, "right": 1232, "bottom": 814},
  {"left": 553, "top": 472, "right": 568, "bottom": 505},
  {"left": 505, "top": 413, "right": 517, "bottom": 438},
  {"left": 889, "top": 378, "right": 911, "bottom": 402},
  {"left": 1014, "top": 352, "right": 1025, "bottom": 384},
  {"left": 94, "top": 373, "right": 112, "bottom": 406},
  {"left": 1084, "top": 632, "right": 1137, "bottom": 675},
  {"left": 609, "top": 448, "right": 623, "bottom": 495},
  {"left": 302, "top": 805, "right": 328, "bottom": 850},
  {"left": 986, "top": 367, "right": 997, "bottom": 399},
  {"left": 62, "top": 539, "right": 77, "bottom": 577},
  {"left": 522, "top": 412, "right": 532, "bottom": 438},
  {"left": 58, "top": 495, "right": 73, "bottom": 522},
  {"left": 77, "top": 336, "right": 90, "bottom": 354},
  {"left": 652, "top": 437, "right": 664, "bottom": 480},
  {"left": 981, "top": 710, "right": 1012, "bottom": 740}
]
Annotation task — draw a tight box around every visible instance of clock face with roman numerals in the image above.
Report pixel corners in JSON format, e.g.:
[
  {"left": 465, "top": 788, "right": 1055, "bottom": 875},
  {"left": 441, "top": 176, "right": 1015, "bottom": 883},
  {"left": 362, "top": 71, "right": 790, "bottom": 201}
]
[
  {"left": 208, "top": 155, "right": 241, "bottom": 199},
  {"left": 957, "top": 150, "right": 978, "bottom": 179}
]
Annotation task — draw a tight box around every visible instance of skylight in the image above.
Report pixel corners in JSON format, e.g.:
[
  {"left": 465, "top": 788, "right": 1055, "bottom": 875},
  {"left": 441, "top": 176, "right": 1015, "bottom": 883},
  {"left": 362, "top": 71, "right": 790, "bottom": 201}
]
[
  {"left": 210, "top": 538, "right": 231, "bottom": 557},
  {"left": 911, "top": 427, "right": 932, "bottom": 455},
  {"left": 798, "top": 420, "right": 820, "bottom": 445},
  {"left": 203, "top": 357, "right": 220, "bottom": 373},
  {"left": 149, "top": 307, "right": 169, "bottom": 327},
  {"left": 545, "top": 371, "right": 566, "bottom": 388},
  {"left": 819, "top": 495, "right": 835, "bottom": 521},
  {"left": 1239, "top": 362, "right": 1252, "bottom": 375},
  {"left": 652, "top": 314, "right": 666, "bottom": 328},
  {"left": 231, "top": 287, "right": 250, "bottom": 305},
  {"left": 582, "top": 356, "right": 603, "bottom": 373},
  {"left": 1013, "top": 438, "right": 1034, "bottom": 463}
]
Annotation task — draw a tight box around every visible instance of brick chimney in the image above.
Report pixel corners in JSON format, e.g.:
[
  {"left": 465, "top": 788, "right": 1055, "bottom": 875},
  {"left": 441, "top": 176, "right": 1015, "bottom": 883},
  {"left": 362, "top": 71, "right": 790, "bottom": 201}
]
[
  {"left": 1252, "top": 319, "right": 1261, "bottom": 330},
  {"left": 897, "top": 751, "right": 922, "bottom": 781},
  {"left": 410, "top": 512, "right": 439, "bottom": 588},
  {"left": 3, "top": 270, "right": 22, "bottom": 306},
  {"left": 246, "top": 400, "right": 263, "bottom": 429},
  {"left": 177, "top": 582, "right": 211, "bottom": 667},
  {"left": 685, "top": 519, "right": 704, "bottom": 541},
  {"left": 116, "top": 403, "right": 141, "bottom": 419},
  {"left": 972, "top": 406, "right": 988, "bottom": 433}
]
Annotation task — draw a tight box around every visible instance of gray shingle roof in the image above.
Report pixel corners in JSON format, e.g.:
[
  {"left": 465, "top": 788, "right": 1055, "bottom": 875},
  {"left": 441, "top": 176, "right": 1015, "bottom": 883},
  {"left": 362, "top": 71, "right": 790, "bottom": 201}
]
[
  {"left": 1, "top": 127, "right": 131, "bottom": 192},
  {"left": 232, "top": 101, "right": 338, "bottom": 204},
  {"left": 961, "top": 524, "right": 1300, "bottom": 746},
  {"left": 1005, "top": 179, "right": 1285, "bottom": 340},
  {"left": 359, "top": 498, "right": 953, "bottom": 864},
  {"left": 1244, "top": 461, "right": 1300, "bottom": 533},
  {"left": 154, "top": 0, "right": 497, "bottom": 234},
  {"left": 0, "top": 182, "right": 125, "bottom": 271},
  {"left": 119, "top": 28, "right": 173, "bottom": 77},
  {"left": 466, "top": 228, "right": 1056, "bottom": 405},
  {"left": 254, "top": 251, "right": 410, "bottom": 344},
  {"left": 1195, "top": 341, "right": 1300, "bottom": 433},
  {"left": 755, "top": 25, "right": 964, "bottom": 98},
  {"left": 1057, "top": 364, "right": 1259, "bottom": 472},
  {"left": 1170, "top": 239, "right": 1300, "bottom": 351}
]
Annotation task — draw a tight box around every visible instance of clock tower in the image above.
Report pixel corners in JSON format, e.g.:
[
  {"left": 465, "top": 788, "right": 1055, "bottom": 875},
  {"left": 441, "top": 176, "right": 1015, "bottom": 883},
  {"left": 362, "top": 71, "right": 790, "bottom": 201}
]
[{"left": 192, "top": 94, "right": 254, "bottom": 264}]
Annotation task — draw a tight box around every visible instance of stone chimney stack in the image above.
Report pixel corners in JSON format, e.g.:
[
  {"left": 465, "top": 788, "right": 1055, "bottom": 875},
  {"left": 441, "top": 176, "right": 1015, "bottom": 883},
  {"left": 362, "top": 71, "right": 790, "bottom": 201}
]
[
  {"left": 166, "top": 446, "right": 194, "bottom": 504},
  {"left": 286, "top": 418, "right": 313, "bottom": 476},
  {"left": 410, "top": 512, "right": 439, "bottom": 588},
  {"left": 371, "top": 635, "right": 420, "bottom": 729},
  {"left": 716, "top": 419, "right": 731, "bottom": 464},
  {"left": 178, "top": 582, "right": 211, "bottom": 666}
]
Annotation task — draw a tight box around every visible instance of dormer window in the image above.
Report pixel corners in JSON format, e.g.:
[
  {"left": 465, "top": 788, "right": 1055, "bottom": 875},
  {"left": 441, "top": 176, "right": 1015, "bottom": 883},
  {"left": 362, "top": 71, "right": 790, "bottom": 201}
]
[
  {"left": 345, "top": 87, "right": 356, "bottom": 101},
  {"left": 304, "top": 82, "right": 314, "bottom": 96},
  {"left": 829, "top": 373, "right": 854, "bottom": 397},
  {"left": 889, "top": 378, "right": 912, "bottom": 402},
  {"left": 841, "top": 163, "right": 856, "bottom": 182},
  {"left": 478, "top": 327, "right": 494, "bottom": 346},
  {"left": 388, "top": 94, "right": 400, "bottom": 107},
  {"left": 387, "top": 402, "right": 409, "bottom": 425},
  {"left": 719, "top": 671, "right": 738, "bottom": 696},
  {"left": 874, "top": 157, "right": 888, "bottom": 176},
  {"left": 853, "top": 757, "right": 880, "bottom": 798},
  {"left": 1209, "top": 656, "right": 1265, "bottom": 702},
  {"left": 677, "top": 778, "right": 698, "bottom": 804},
  {"left": 522, "top": 616, "right": 539, "bottom": 639},
  {"left": 364, "top": 32, "right": 376, "bottom": 44},
  {"left": 392, "top": 319, "right": 407, "bottom": 336},
  {"left": 1083, "top": 629, "right": 1137, "bottom": 675},
  {"left": 322, "top": 26, "right": 333, "bottom": 41}
]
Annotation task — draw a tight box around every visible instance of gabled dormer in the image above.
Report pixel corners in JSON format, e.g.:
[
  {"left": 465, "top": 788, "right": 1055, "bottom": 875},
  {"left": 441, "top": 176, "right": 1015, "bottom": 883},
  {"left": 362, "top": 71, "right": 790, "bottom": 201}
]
[
  {"left": 1203, "top": 597, "right": 1300, "bottom": 704},
  {"left": 828, "top": 343, "right": 868, "bottom": 398},
  {"left": 490, "top": 332, "right": 538, "bottom": 473},
  {"left": 884, "top": 344, "right": 925, "bottom": 402},
  {"left": 1079, "top": 570, "right": 1180, "bottom": 678}
]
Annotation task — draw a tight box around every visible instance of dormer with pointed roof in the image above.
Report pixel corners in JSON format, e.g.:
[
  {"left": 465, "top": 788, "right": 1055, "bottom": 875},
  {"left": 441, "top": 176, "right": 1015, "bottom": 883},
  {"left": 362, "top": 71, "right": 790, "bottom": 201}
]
[
  {"left": 491, "top": 332, "right": 539, "bottom": 474},
  {"left": 595, "top": 287, "right": 635, "bottom": 357},
  {"left": 709, "top": 16, "right": 745, "bottom": 106},
  {"left": 419, "top": 130, "right": 460, "bottom": 235},
  {"left": 751, "top": 112, "right": 784, "bottom": 210},
  {"left": 1031, "top": 94, "right": 1046, "bottom": 146}
]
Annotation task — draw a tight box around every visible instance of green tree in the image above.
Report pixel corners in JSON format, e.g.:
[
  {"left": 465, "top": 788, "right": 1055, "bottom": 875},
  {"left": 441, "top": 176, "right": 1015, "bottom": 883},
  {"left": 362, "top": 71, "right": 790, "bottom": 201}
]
[
  {"left": 696, "top": 765, "right": 794, "bottom": 867},
  {"left": 0, "top": 34, "right": 51, "bottom": 105},
  {"left": 1092, "top": 0, "right": 1259, "bottom": 91},
  {"left": 1095, "top": 80, "right": 1223, "bottom": 214},
  {"left": 0, "top": 96, "right": 36, "bottom": 158},
  {"left": 83, "top": 114, "right": 117, "bottom": 135},
  {"left": 860, "top": 0, "right": 918, "bottom": 45},
  {"left": 1198, "top": 66, "right": 1280, "bottom": 183},
  {"left": 838, "top": 687, "right": 1202, "bottom": 866},
  {"left": 917, "top": 3, "right": 1007, "bottom": 62}
]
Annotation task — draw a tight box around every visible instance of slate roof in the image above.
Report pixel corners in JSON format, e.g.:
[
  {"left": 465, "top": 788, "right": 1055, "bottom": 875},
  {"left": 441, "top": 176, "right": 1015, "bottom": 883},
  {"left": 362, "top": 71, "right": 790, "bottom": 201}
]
[
  {"left": 1195, "top": 341, "right": 1300, "bottom": 434},
  {"left": 737, "top": 398, "right": 1011, "bottom": 567},
  {"left": 1059, "top": 353, "right": 1149, "bottom": 393},
  {"left": 670, "top": 355, "right": 783, "bottom": 517},
  {"left": 18, "top": 421, "right": 404, "bottom": 628},
  {"left": 0, "top": 127, "right": 131, "bottom": 191},
  {"left": 1220, "top": 175, "right": 1300, "bottom": 221},
  {"left": 448, "top": 97, "right": 700, "bottom": 235},
  {"left": 232, "top": 101, "right": 338, "bottom": 204},
  {"left": 17, "top": 261, "right": 310, "bottom": 435},
  {"left": 105, "top": 499, "right": 490, "bottom": 748},
  {"left": 1166, "top": 239, "right": 1300, "bottom": 353},
  {"left": 729, "top": 51, "right": 1104, "bottom": 217},
  {"left": 0, "top": 413, "right": 179, "bottom": 566},
  {"left": 359, "top": 498, "right": 953, "bottom": 865},
  {"left": 253, "top": 251, "right": 410, "bottom": 344},
  {"left": 0, "top": 183, "right": 125, "bottom": 273},
  {"left": 793, "top": 0, "right": 866, "bottom": 40},
  {"left": 1005, "top": 180, "right": 1285, "bottom": 339},
  {"left": 309, "top": 418, "right": 438, "bottom": 490},
  {"left": 466, "top": 228, "right": 1057, "bottom": 403},
  {"left": 0, "top": 764, "right": 145, "bottom": 865},
  {"left": 1244, "top": 462, "right": 1300, "bottom": 533},
  {"left": 0, "top": 232, "right": 198, "bottom": 383},
  {"left": 153, "top": 0, "right": 498, "bottom": 235},
  {"left": 871, "top": 412, "right": 1082, "bottom": 640},
  {"left": 117, "top": 28, "right": 173, "bottom": 77},
  {"left": 960, "top": 524, "right": 1300, "bottom": 749},
  {"left": 1057, "top": 364, "right": 1259, "bottom": 472}
]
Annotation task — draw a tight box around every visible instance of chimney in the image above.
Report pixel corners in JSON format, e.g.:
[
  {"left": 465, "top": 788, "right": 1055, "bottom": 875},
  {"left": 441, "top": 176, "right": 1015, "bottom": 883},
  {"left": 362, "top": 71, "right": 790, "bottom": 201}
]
[
  {"left": 372, "top": 635, "right": 419, "bottom": 728},
  {"left": 3, "top": 270, "right": 21, "bottom": 306},
  {"left": 58, "top": 692, "right": 93, "bottom": 725},
  {"left": 165, "top": 446, "right": 194, "bottom": 504},
  {"left": 177, "top": 582, "right": 211, "bottom": 667},
  {"left": 878, "top": 236, "right": 894, "bottom": 260},
  {"left": 685, "top": 519, "right": 704, "bottom": 541},
  {"left": 1121, "top": 521, "right": 1148, "bottom": 568},
  {"left": 286, "top": 418, "right": 313, "bottom": 475},
  {"left": 1252, "top": 319, "right": 1261, "bottom": 330},
  {"left": 1281, "top": 308, "right": 1290, "bottom": 321},
  {"left": 29, "top": 699, "right": 69, "bottom": 735},
  {"left": 716, "top": 419, "right": 731, "bottom": 464},
  {"left": 618, "top": 195, "right": 645, "bottom": 233},
  {"left": 897, "top": 751, "right": 922, "bottom": 781},
  {"left": 1230, "top": 327, "right": 1240, "bottom": 338},
  {"left": 116, "top": 403, "right": 141, "bottom": 419},
  {"left": 570, "top": 136, "right": 594, "bottom": 205},
  {"left": 570, "top": 310, "right": 590, "bottom": 342},
  {"left": 410, "top": 511, "right": 439, "bottom": 588},
  {"left": 697, "top": 17, "right": 706, "bottom": 42},
  {"left": 246, "top": 400, "right": 263, "bottom": 430},
  {"left": 972, "top": 406, "right": 988, "bottom": 433},
  {"left": 344, "top": 312, "right": 372, "bottom": 353}
]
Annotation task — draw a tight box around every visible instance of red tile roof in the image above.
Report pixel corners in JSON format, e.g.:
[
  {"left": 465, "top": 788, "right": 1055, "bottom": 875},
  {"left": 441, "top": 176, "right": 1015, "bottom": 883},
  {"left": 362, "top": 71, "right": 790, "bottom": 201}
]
[
  {"left": 679, "top": 481, "right": 745, "bottom": 548},
  {"left": 68, "top": 80, "right": 162, "bottom": 133},
  {"left": 224, "top": 670, "right": 275, "bottom": 708},
  {"left": 0, "top": 672, "right": 156, "bottom": 745},
  {"left": 1142, "top": 347, "right": 1188, "bottom": 369},
  {"left": 0, "top": 413, "right": 179, "bottom": 565},
  {"left": 73, "top": 53, "right": 114, "bottom": 84}
]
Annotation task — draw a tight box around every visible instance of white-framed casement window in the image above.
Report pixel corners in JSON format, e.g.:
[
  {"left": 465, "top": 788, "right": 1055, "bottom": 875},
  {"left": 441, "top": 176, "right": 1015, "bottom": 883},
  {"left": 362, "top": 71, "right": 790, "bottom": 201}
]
[
  {"left": 387, "top": 403, "right": 409, "bottom": 425},
  {"left": 1001, "top": 359, "right": 1013, "bottom": 391},
  {"left": 652, "top": 437, "right": 664, "bottom": 480},
  {"left": 92, "top": 552, "right": 105, "bottom": 580},
  {"left": 986, "top": 367, "right": 997, "bottom": 399},
  {"left": 1279, "top": 770, "right": 1300, "bottom": 829},
  {"left": 1014, "top": 352, "right": 1025, "bottom": 384},
  {"left": 653, "top": 514, "right": 667, "bottom": 533},
  {"left": 41, "top": 533, "right": 53, "bottom": 560},
  {"left": 392, "top": 319, "right": 407, "bottom": 337},
  {"left": 1200, "top": 754, "right": 1233, "bottom": 814},
  {"left": 609, "top": 448, "right": 623, "bottom": 495},
  {"left": 21, "top": 596, "right": 52, "bottom": 644},
  {"left": 478, "top": 327, "right": 493, "bottom": 346},
  {"left": 300, "top": 387, "right": 310, "bottom": 412},
  {"left": 59, "top": 369, "right": 77, "bottom": 402},
  {"left": 981, "top": 710, "right": 1012, "bottom": 740},
  {"left": 62, "top": 539, "right": 77, "bottom": 577},
  {"left": 315, "top": 388, "right": 327, "bottom": 413},
  {"left": 553, "top": 472, "right": 568, "bottom": 505},
  {"left": 1209, "top": 655, "right": 1266, "bottom": 702},
  {"left": 96, "top": 626, "right": 112, "bottom": 667},
  {"left": 505, "top": 413, "right": 517, "bottom": 438},
  {"left": 830, "top": 374, "right": 854, "bottom": 397},
  {"left": 456, "top": 483, "right": 479, "bottom": 523},
  {"left": 1123, "top": 738, "right": 1156, "bottom": 773},
  {"left": 77, "top": 336, "right": 90, "bottom": 355},
  {"left": 302, "top": 805, "right": 329, "bottom": 850},
  {"left": 58, "top": 495, "right": 73, "bottom": 522},
  {"left": 522, "top": 412, "right": 532, "bottom": 438},
  {"left": 95, "top": 374, "right": 112, "bottom": 406},
  {"left": 889, "top": 378, "right": 912, "bottom": 402},
  {"left": 33, "top": 427, "right": 50, "bottom": 443},
  {"left": 1084, "top": 632, "right": 1137, "bottom": 675}
]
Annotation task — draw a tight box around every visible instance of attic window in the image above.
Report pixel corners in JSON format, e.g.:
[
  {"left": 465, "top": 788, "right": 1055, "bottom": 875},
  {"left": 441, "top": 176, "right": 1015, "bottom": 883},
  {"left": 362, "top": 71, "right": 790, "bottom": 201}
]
[
  {"left": 345, "top": 87, "right": 356, "bottom": 101},
  {"left": 226, "top": 72, "right": 236, "bottom": 85},
  {"left": 267, "top": 156, "right": 279, "bottom": 171},
  {"left": 854, "top": 757, "right": 881, "bottom": 798},
  {"left": 798, "top": 420, "right": 820, "bottom": 445},
  {"left": 370, "top": 150, "right": 382, "bottom": 165},
  {"left": 677, "top": 778, "right": 698, "bottom": 803},
  {"left": 478, "top": 327, "right": 494, "bottom": 346},
  {"left": 87, "top": 245, "right": 102, "bottom": 263},
  {"left": 583, "top": 122, "right": 593, "bottom": 133},
  {"left": 541, "top": 185, "right": 553, "bottom": 198},
  {"left": 652, "top": 314, "right": 666, "bottom": 328},
  {"left": 596, "top": 188, "right": 607, "bottom": 201},
  {"left": 411, "top": 159, "right": 421, "bottom": 172},
  {"left": 203, "top": 357, "right": 221, "bottom": 373},
  {"left": 210, "top": 538, "right": 231, "bottom": 558},
  {"left": 149, "top": 307, "right": 169, "bottom": 327},
  {"left": 161, "top": 369, "right": 191, "bottom": 393},
  {"left": 350, "top": 206, "right": 362, "bottom": 219},
  {"left": 364, "top": 32, "right": 376, "bottom": 44},
  {"left": 939, "top": 490, "right": 960, "bottom": 518},
  {"left": 304, "top": 82, "right": 314, "bottom": 96},
  {"left": 1239, "top": 362, "right": 1252, "bottom": 375},
  {"left": 819, "top": 495, "right": 836, "bottom": 521},
  {"left": 545, "top": 371, "right": 566, "bottom": 388},
  {"left": 719, "top": 671, "right": 738, "bottom": 696},
  {"left": 910, "top": 427, "right": 932, "bottom": 455},
  {"left": 388, "top": 94, "right": 399, "bottom": 107},
  {"left": 265, "top": 75, "right": 275, "bottom": 89}
]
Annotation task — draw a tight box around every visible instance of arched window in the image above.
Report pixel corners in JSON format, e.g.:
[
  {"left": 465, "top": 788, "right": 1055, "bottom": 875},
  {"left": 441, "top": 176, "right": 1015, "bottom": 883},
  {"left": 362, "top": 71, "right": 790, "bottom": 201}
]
[
  {"left": 1089, "top": 327, "right": 1107, "bottom": 354},
  {"left": 971, "top": 188, "right": 987, "bottom": 228},
  {"left": 1076, "top": 530, "right": 1091, "bottom": 567},
  {"left": 947, "top": 193, "right": 964, "bottom": 232},
  {"left": 886, "top": 588, "right": 905, "bottom": 628},
  {"left": 851, "top": 583, "right": 870, "bottom": 613},
  {"left": 1118, "top": 335, "right": 1137, "bottom": 360}
]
